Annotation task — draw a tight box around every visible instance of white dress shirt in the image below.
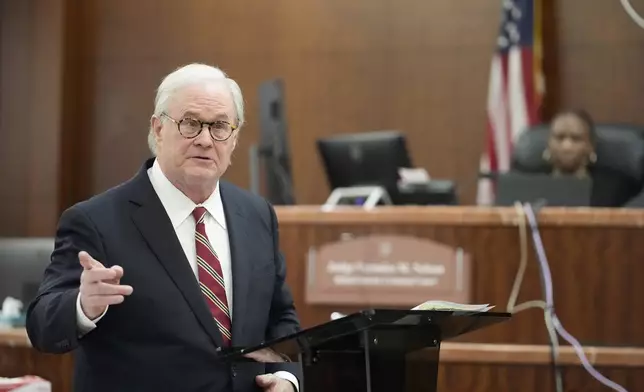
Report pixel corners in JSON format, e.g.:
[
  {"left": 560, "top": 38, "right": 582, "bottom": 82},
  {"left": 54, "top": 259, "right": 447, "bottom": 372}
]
[{"left": 76, "top": 159, "right": 297, "bottom": 389}]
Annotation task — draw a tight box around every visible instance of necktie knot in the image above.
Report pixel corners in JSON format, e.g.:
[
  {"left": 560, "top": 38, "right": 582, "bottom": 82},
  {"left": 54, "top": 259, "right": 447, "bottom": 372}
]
[{"left": 192, "top": 206, "right": 207, "bottom": 224}]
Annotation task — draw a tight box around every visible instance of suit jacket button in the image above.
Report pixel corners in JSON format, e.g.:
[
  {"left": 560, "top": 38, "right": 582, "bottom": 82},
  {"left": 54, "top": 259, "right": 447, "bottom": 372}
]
[{"left": 230, "top": 365, "right": 237, "bottom": 378}]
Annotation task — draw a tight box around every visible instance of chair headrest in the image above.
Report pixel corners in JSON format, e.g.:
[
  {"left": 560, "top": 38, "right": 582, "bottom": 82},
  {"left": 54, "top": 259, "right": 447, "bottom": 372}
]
[{"left": 512, "top": 124, "right": 644, "bottom": 182}]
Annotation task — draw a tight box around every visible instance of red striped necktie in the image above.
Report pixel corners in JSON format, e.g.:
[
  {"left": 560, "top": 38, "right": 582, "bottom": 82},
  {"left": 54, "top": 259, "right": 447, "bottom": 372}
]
[{"left": 192, "top": 207, "right": 232, "bottom": 346}]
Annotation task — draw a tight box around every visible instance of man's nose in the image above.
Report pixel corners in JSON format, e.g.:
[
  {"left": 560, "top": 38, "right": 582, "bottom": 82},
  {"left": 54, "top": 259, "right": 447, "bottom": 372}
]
[{"left": 194, "top": 126, "right": 214, "bottom": 146}]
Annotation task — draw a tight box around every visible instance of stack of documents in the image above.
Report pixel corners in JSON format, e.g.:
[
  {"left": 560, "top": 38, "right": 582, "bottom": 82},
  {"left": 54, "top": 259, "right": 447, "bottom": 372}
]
[
  {"left": 411, "top": 300, "right": 494, "bottom": 313},
  {"left": 330, "top": 301, "right": 494, "bottom": 321}
]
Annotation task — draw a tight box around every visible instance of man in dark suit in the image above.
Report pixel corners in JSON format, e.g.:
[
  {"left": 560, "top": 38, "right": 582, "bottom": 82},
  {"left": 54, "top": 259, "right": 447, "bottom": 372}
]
[{"left": 26, "top": 63, "right": 300, "bottom": 392}]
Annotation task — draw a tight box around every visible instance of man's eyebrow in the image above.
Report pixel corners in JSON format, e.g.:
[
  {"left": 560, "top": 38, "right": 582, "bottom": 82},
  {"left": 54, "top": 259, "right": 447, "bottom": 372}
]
[{"left": 182, "top": 110, "right": 200, "bottom": 118}]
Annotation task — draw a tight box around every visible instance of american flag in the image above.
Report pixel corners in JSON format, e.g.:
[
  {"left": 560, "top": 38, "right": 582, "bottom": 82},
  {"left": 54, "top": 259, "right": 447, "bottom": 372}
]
[{"left": 477, "top": 0, "right": 544, "bottom": 205}]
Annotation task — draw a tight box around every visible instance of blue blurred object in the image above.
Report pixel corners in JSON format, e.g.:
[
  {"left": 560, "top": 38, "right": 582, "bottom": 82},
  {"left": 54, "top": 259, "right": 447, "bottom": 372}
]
[
  {"left": 0, "top": 296, "right": 27, "bottom": 327},
  {"left": 0, "top": 313, "right": 26, "bottom": 328}
]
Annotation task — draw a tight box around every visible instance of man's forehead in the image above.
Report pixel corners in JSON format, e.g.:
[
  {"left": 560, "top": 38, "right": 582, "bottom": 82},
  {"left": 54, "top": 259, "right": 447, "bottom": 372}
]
[
  {"left": 168, "top": 83, "right": 234, "bottom": 115},
  {"left": 174, "top": 81, "right": 231, "bottom": 100}
]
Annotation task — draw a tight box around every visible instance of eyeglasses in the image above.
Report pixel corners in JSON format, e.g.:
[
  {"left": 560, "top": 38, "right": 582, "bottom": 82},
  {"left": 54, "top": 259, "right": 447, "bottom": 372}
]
[{"left": 160, "top": 113, "right": 237, "bottom": 142}]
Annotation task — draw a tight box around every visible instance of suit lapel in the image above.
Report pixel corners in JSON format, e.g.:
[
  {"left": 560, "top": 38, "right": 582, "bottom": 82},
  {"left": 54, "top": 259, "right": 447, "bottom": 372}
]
[
  {"left": 220, "top": 182, "right": 251, "bottom": 347},
  {"left": 127, "top": 160, "right": 224, "bottom": 348}
]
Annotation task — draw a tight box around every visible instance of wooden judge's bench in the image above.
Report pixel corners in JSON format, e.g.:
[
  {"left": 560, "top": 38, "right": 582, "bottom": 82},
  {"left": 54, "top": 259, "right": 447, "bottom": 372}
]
[{"left": 2, "top": 206, "right": 644, "bottom": 391}]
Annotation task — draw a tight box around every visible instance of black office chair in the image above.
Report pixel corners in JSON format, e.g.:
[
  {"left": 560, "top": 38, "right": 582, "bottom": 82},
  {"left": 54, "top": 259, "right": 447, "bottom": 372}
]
[
  {"left": 626, "top": 191, "right": 644, "bottom": 208},
  {"left": 512, "top": 124, "right": 644, "bottom": 186}
]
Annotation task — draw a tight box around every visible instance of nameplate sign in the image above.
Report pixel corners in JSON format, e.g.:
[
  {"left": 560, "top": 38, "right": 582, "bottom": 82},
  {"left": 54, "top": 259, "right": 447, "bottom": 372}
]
[{"left": 306, "top": 235, "right": 471, "bottom": 306}]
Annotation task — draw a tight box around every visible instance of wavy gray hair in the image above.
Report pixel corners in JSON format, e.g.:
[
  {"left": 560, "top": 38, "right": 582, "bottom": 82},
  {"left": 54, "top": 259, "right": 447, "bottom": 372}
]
[{"left": 147, "top": 63, "right": 245, "bottom": 155}]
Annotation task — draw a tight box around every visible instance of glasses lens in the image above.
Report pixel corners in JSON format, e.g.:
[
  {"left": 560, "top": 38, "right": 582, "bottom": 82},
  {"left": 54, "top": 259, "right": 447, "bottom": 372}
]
[
  {"left": 179, "top": 118, "right": 201, "bottom": 137},
  {"left": 210, "top": 121, "right": 232, "bottom": 140}
]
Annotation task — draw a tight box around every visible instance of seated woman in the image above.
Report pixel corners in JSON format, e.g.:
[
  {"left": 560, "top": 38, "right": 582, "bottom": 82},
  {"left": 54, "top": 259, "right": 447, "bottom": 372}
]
[{"left": 544, "top": 109, "right": 638, "bottom": 207}]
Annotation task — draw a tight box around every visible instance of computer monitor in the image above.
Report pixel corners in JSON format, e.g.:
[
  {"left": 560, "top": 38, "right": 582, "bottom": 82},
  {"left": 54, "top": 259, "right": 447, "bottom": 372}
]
[
  {"left": 257, "top": 78, "right": 295, "bottom": 205},
  {"left": 0, "top": 238, "right": 53, "bottom": 306},
  {"left": 495, "top": 172, "right": 592, "bottom": 207},
  {"left": 317, "top": 131, "right": 413, "bottom": 205}
]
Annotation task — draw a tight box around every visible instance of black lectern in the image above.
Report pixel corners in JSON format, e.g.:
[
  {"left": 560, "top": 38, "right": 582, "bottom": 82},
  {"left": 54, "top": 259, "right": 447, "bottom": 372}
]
[{"left": 223, "top": 309, "right": 510, "bottom": 392}]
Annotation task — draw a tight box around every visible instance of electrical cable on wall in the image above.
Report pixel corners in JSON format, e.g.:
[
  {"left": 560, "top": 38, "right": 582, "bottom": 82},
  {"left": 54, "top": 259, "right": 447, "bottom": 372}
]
[
  {"left": 621, "top": 0, "right": 644, "bottom": 29},
  {"left": 521, "top": 203, "right": 628, "bottom": 392},
  {"left": 507, "top": 202, "right": 563, "bottom": 392}
]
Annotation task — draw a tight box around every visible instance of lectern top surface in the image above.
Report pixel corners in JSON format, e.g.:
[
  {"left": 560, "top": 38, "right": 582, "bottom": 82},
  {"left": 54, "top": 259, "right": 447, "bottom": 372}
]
[{"left": 218, "top": 309, "right": 510, "bottom": 360}]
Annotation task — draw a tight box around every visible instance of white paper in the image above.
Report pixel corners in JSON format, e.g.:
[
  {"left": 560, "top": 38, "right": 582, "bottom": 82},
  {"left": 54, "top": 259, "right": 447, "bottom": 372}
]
[
  {"left": 398, "top": 168, "right": 430, "bottom": 184},
  {"left": 412, "top": 300, "right": 493, "bottom": 312},
  {"left": 0, "top": 377, "right": 51, "bottom": 392}
]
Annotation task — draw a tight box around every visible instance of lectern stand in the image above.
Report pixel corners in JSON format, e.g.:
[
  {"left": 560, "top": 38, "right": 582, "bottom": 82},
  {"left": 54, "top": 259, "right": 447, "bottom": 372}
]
[{"left": 222, "top": 309, "right": 510, "bottom": 392}]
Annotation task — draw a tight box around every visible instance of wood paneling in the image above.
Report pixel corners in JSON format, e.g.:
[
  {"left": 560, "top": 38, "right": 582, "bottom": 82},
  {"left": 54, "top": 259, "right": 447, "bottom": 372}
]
[
  {"left": 439, "top": 363, "right": 644, "bottom": 392},
  {"left": 0, "top": 0, "right": 31, "bottom": 235},
  {"left": 554, "top": 1, "right": 644, "bottom": 123},
  {"left": 58, "top": 0, "right": 97, "bottom": 210},
  {"left": 85, "top": 0, "right": 501, "bottom": 205},
  {"left": 83, "top": 0, "right": 644, "bottom": 206},
  {"left": 0, "top": 0, "right": 67, "bottom": 236},
  {"left": 3, "top": 0, "right": 644, "bottom": 233},
  {"left": 276, "top": 205, "right": 644, "bottom": 226},
  {"left": 440, "top": 343, "right": 644, "bottom": 367},
  {"left": 275, "top": 206, "right": 644, "bottom": 347}
]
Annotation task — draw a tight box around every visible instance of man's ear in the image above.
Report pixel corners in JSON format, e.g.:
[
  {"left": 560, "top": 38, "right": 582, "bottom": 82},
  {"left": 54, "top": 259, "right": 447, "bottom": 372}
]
[
  {"left": 151, "top": 115, "right": 163, "bottom": 138},
  {"left": 151, "top": 115, "right": 166, "bottom": 150}
]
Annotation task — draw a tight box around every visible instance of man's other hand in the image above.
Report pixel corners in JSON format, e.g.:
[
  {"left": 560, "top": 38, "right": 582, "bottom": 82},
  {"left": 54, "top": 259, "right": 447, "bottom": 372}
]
[{"left": 256, "top": 374, "right": 294, "bottom": 392}]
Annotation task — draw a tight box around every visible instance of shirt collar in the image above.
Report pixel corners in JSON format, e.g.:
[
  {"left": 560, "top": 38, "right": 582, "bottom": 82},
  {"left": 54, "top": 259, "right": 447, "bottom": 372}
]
[{"left": 147, "top": 159, "right": 227, "bottom": 230}]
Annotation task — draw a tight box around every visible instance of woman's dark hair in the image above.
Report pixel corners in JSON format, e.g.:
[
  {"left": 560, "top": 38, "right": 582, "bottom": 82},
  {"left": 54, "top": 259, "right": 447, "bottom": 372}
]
[{"left": 552, "top": 109, "right": 597, "bottom": 146}]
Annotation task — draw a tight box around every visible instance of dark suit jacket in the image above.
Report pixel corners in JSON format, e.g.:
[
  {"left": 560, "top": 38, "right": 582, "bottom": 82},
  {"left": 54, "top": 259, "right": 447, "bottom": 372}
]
[{"left": 26, "top": 159, "right": 301, "bottom": 392}]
